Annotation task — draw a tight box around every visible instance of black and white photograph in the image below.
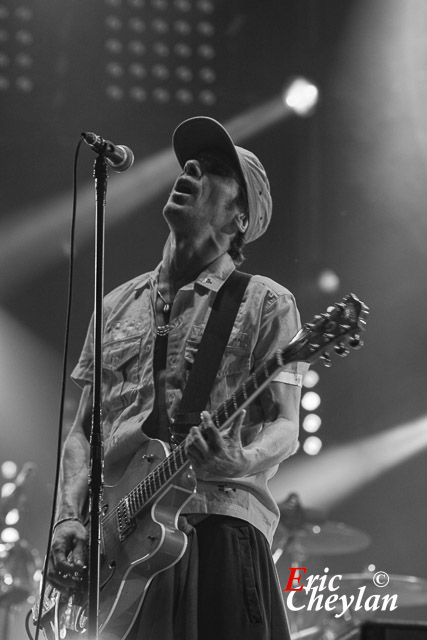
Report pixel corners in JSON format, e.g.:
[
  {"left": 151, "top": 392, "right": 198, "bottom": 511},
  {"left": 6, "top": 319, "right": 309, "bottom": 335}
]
[{"left": 1, "top": 2, "right": 426, "bottom": 639}]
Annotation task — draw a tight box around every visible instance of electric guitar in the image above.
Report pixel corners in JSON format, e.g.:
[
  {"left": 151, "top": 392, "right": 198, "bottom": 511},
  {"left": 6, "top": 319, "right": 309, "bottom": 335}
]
[{"left": 34, "top": 293, "right": 368, "bottom": 640}]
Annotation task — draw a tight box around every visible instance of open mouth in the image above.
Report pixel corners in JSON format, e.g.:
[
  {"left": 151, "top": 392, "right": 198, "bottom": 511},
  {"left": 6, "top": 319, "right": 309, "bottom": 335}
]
[{"left": 174, "top": 177, "right": 194, "bottom": 195}]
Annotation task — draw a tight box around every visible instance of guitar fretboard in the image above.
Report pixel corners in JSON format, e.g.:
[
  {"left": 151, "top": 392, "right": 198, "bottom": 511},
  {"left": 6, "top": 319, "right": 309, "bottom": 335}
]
[
  {"left": 114, "top": 293, "right": 366, "bottom": 523},
  {"left": 119, "top": 349, "right": 292, "bottom": 520}
]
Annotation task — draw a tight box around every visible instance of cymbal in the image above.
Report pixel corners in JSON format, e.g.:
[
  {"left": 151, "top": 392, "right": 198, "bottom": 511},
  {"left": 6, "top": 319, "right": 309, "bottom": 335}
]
[
  {"left": 275, "top": 520, "right": 371, "bottom": 556},
  {"left": 339, "top": 573, "right": 427, "bottom": 607}
]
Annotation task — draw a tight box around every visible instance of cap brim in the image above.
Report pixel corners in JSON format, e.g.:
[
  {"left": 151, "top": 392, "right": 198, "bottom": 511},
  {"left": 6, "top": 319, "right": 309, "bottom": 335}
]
[{"left": 172, "top": 117, "right": 245, "bottom": 185}]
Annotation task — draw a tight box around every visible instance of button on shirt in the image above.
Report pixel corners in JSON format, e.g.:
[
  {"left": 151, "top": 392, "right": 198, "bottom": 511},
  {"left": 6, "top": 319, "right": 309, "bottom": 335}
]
[{"left": 71, "top": 253, "right": 307, "bottom": 543}]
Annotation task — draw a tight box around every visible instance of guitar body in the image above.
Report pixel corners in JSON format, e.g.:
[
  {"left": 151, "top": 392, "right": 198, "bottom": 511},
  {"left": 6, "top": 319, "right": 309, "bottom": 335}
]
[{"left": 39, "top": 439, "right": 196, "bottom": 640}]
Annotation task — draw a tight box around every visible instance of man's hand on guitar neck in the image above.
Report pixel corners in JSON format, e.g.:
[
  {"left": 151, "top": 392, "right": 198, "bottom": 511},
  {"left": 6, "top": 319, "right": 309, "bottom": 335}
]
[
  {"left": 47, "top": 519, "right": 87, "bottom": 592},
  {"left": 185, "top": 410, "right": 250, "bottom": 478}
]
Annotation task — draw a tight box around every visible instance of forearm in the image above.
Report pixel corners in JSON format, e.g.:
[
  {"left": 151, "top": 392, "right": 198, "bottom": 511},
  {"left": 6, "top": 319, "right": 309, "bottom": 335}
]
[
  {"left": 56, "top": 431, "right": 90, "bottom": 520},
  {"left": 240, "top": 416, "right": 298, "bottom": 477},
  {"left": 56, "top": 384, "right": 92, "bottom": 520}
]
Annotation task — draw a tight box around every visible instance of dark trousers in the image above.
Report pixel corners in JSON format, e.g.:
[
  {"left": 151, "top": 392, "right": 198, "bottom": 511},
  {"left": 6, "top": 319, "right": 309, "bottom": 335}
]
[
  {"left": 130, "top": 514, "right": 291, "bottom": 640},
  {"left": 195, "top": 515, "right": 291, "bottom": 640}
]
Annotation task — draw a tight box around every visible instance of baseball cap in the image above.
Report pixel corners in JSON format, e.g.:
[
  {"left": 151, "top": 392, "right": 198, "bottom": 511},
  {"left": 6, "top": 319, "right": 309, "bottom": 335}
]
[{"left": 172, "top": 116, "right": 272, "bottom": 243}]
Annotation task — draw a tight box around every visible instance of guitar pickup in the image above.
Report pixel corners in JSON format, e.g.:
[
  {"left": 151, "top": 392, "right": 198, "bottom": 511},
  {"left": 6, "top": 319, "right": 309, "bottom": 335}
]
[{"left": 117, "top": 498, "right": 136, "bottom": 542}]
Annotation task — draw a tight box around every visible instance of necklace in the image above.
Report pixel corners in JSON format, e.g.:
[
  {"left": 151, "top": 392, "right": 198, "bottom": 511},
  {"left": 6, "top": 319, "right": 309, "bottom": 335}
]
[
  {"left": 157, "top": 288, "right": 171, "bottom": 315},
  {"left": 156, "top": 288, "right": 172, "bottom": 336}
]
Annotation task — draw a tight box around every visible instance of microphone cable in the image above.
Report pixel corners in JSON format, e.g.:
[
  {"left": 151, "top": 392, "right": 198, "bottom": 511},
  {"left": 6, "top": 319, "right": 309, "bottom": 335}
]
[{"left": 30, "top": 136, "right": 84, "bottom": 640}]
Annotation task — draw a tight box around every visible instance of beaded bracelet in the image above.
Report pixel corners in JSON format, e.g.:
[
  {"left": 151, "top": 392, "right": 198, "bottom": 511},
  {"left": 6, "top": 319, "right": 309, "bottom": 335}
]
[{"left": 53, "top": 516, "right": 83, "bottom": 532}]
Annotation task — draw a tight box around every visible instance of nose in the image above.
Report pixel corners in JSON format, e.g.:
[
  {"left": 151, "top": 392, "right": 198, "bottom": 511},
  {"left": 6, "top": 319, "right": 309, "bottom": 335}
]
[{"left": 183, "top": 159, "right": 202, "bottom": 178}]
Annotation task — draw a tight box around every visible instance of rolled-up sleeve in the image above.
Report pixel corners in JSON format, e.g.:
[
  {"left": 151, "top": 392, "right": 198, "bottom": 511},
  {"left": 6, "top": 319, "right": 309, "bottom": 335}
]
[{"left": 252, "top": 290, "right": 308, "bottom": 386}]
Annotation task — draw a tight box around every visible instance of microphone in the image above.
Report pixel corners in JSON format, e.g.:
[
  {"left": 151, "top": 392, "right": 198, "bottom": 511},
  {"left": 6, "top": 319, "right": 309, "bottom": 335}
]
[{"left": 81, "top": 131, "right": 135, "bottom": 172}]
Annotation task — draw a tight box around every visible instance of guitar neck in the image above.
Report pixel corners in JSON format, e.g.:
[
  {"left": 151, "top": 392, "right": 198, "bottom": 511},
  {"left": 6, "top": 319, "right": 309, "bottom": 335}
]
[
  {"left": 124, "top": 343, "right": 301, "bottom": 514},
  {"left": 119, "top": 293, "right": 368, "bottom": 522}
]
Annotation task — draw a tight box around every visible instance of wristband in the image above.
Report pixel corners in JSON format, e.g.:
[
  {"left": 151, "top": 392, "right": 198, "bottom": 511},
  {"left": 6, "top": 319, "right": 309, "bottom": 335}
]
[{"left": 53, "top": 516, "right": 83, "bottom": 532}]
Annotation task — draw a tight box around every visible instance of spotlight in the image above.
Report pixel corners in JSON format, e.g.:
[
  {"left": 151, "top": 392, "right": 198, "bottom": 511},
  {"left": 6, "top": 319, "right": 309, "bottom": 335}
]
[
  {"left": 318, "top": 268, "right": 340, "bottom": 294},
  {"left": 5, "top": 509, "right": 19, "bottom": 526},
  {"left": 303, "top": 413, "right": 322, "bottom": 433},
  {"left": 1, "top": 461, "right": 17, "bottom": 479},
  {"left": 301, "top": 391, "right": 321, "bottom": 412},
  {"left": 1, "top": 527, "right": 19, "bottom": 543},
  {"left": 303, "top": 436, "right": 323, "bottom": 456},
  {"left": 303, "top": 369, "right": 319, "bottom": 389},
  {"left": 283, "top": 77, "right": 319, "bottom": 117}
]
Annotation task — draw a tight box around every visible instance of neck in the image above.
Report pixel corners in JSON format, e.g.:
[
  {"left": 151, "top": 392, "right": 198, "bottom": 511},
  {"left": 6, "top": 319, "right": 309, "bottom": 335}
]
[{"left": 160, "top": 233, "right": 227, "bottom": 295}]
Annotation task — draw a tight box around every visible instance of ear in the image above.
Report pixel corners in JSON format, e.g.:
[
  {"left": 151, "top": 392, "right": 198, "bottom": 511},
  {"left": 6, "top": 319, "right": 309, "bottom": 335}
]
[{"left": 235, "top": 211, "right": 249, "bottom": 234}]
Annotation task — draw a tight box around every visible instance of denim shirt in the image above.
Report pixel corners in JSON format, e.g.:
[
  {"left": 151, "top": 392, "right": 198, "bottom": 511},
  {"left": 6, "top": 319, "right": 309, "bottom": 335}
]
[{"left": 71, "top": 253, "right": 307, "bottom": 543}]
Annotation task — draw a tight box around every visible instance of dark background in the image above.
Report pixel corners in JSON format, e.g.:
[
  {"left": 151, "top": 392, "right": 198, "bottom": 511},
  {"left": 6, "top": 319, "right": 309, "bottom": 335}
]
[{"left": 1, "top": 0, "right": 426, "bottom": 637}]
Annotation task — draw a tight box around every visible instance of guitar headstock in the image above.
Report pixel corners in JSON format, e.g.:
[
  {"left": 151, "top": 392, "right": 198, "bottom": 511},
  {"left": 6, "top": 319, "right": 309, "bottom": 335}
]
[{"left": 286, "top": 293, "right": 369, "bottom": 366}]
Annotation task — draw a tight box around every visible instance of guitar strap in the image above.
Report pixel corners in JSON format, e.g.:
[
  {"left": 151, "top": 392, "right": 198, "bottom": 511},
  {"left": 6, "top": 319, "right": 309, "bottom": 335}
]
[{"left": 170, "top": 269, "right": 251, "bottom": 445}]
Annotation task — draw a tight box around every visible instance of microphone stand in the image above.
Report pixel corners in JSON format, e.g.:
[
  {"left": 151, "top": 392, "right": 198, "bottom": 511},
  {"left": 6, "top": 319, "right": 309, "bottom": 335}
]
[{"left": 87, "top": 154, "right": 108, "bottom": 640}]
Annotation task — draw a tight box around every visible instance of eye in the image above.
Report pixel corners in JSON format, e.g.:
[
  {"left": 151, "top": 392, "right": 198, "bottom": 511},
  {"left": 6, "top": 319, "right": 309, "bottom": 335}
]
[{"left": 197, "top": 154, "right": 236, "bottom": 179}]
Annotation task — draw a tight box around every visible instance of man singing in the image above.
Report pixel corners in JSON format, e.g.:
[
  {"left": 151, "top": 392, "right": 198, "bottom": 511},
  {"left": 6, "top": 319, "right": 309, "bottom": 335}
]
[{"left": 48, "top": 116, "right": 307, "bottom": 639}]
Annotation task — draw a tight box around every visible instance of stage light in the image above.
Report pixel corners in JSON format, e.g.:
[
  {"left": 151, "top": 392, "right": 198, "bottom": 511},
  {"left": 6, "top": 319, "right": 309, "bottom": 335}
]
[
  {"left": 199, "top": 89, "right": 216, "bottom": 105},
  {"left": 197, "top": 21, "right": 215, "bottom": 36},
  {"left": 318, "top": 268, "right": 340, "bottom": 294},
  {"left": 301, "top": 391, "right": 321, "bottom": 411},
  {"left": 303, "top": 436, "right": 323, "bottom": 456},
  {"left": 174, "top": 19, "right": 191, "bottom": 35},
  {"left": 5, "top": 508, "right": 19, "bottom": 526},
  {"left": 197, "top": 0, "right": 214, "bottom": 13},
  {"left": 200, "top": 66, "right": 215, "bottom": 82},
  {"left": 129, "top": 17, "right": 145, "bottom": 32},
  {"left": 175, "top": 42, "right": 192, "bottom": 57},
  {"left": 1, "top": 482, "right": 15, "bottom": 498},
  {"left": 176, "top": 88, "right": 193, "bottom": 103},
  {"left": 283, "top": 77, "right": 319, "bottom": 117},
  {"left": 303, "top": 370, "right": 319, "bottom": 389},
  {"left": 303, "top": 413, "right": 322, "bottom": 433},
  {"left": 272, "top": 415, "right": 427, "bottom": 512},
  {"left": 1, "top": 527, "right": 19, "bottom": 543},
  {"left": 1, "top": 461, "right": 17, "bottom": 479},
  {"left": 129, "top": 86, "right": 147, "bottom": 101}
]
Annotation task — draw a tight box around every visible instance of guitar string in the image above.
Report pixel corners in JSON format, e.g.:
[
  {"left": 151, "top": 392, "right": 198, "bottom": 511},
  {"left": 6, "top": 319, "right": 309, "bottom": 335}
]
[
  {"left": 100, "top": 305, "right": 363, "bottom": 529},
  {"left": 101, "top": 352, "right": 299, "bottom": 528},
  {"left": 101, "top": 443, "right": 187, "bottom": 527},
  {"left": 100, "top": 357, "right": 289, "bottom": 527},
  {"left": 100, "top": 366, "right": 270, "bottom": 529}
]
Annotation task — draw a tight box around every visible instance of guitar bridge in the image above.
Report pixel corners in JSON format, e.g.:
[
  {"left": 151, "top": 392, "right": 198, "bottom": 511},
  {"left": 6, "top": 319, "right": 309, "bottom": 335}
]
[{"left": 117, "top": 498, "right": 136, "bottom": 541}]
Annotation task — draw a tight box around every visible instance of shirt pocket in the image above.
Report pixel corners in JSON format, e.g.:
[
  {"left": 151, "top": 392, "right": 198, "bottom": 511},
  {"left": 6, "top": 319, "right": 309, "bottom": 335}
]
[
  {"left": 184, "top": 324, "right": 251, "bottom": 377},
  {"left": 102, "top": 336, "right": 142, "bottom": 408}
]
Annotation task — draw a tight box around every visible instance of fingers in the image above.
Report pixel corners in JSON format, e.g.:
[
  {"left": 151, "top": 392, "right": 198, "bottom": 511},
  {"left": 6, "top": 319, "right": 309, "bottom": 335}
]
[
  {"left": 48, "top": 523, "right": 87, "bottom": 591},
  {"left": 185, "top": 426, "right": 209, "bottom": 464},
  {"left": 185, "top": 409, "right": 246, "bottom": 465},
  {"left": 228, "top": 409, "right": 246, "bottom": 439},
  {"left": 47, "top": 561, "right": 85, "bottom": 591}
]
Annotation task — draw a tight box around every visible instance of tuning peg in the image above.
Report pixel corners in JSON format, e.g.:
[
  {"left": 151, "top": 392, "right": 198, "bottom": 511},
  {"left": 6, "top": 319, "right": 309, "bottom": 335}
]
[
  {"left": 323, "top": 332, "right": 337, "bottom": 342},
  {"left": 320, "top": 352, "right": 332, "bottom": 367},
  {"left": 304, "top": 322, "right": 315, "bottom": 331},
  {"left": 335, "top": 302, "right": 347, "bottom": 311},
  {"left": 348, "top": 335, "right": 364, "bottom": 349},
  {"left": 334, "top": 343, "right": 350, "bottom": 357}
]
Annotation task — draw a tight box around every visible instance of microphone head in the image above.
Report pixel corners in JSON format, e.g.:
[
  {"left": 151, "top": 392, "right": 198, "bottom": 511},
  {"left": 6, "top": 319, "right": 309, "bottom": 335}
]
[{"left": 110, "top": 145, "right": 134, "bottom": 172}]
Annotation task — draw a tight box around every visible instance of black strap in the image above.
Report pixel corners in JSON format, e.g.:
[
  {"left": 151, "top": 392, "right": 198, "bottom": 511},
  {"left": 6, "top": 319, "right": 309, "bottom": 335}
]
[{"left": 171, "top": 270, "right": 251, "bottom": 440}]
